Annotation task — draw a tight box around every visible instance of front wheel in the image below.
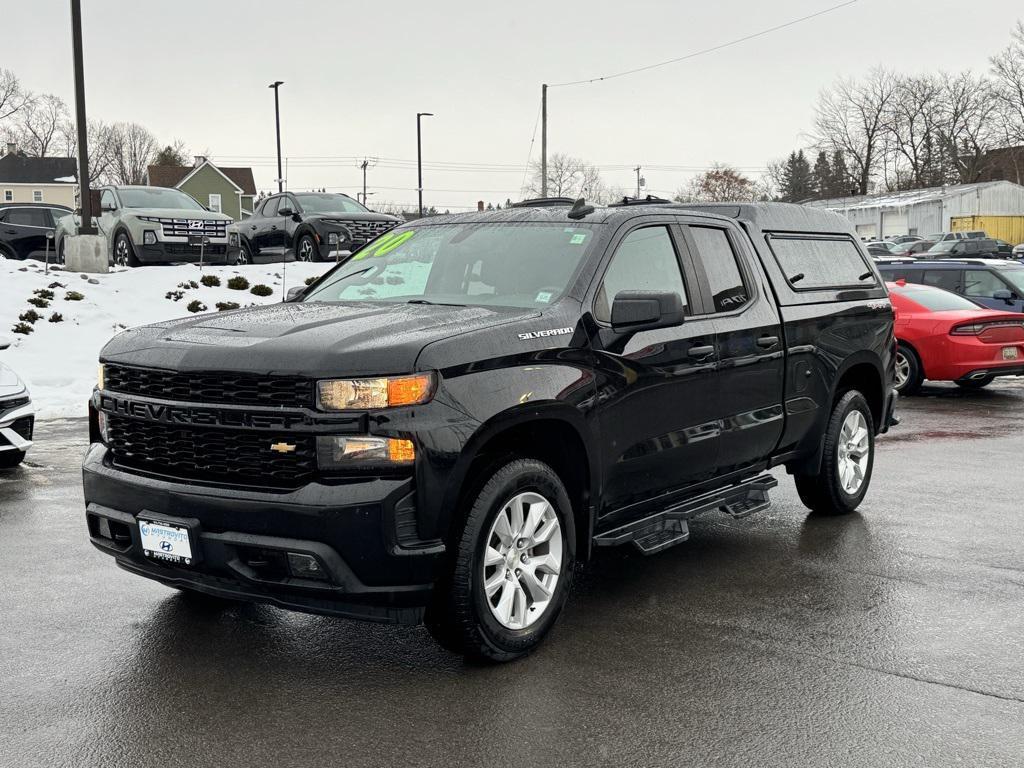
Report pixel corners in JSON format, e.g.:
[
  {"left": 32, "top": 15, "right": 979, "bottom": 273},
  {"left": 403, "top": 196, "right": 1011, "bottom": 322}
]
[
  {"left": 235, "top": 240, "right": 253, "bottom": 266},
  {"left": 296, "top": 234, "right": 318, "bottom": 262},
  {"left": 113, "top": 231, "right": 140, "bottom": 267},
  {"left": 795, "top": 390, "right": 875, "bottom": 516},
  {"left": 426, "top": 458, "right": 575, "bottom": 662}
]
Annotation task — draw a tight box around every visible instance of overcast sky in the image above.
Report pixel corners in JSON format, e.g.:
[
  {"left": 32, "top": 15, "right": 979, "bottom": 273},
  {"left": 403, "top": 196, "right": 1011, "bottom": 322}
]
[{"left": 7, "top": 0, "right": 1024, "bottom": 210}]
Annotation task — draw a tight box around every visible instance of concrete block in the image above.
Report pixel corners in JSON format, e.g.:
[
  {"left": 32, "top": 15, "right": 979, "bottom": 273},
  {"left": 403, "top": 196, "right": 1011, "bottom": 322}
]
[{"left": 64, "top": 235, "right": 108, "bottom": 274}]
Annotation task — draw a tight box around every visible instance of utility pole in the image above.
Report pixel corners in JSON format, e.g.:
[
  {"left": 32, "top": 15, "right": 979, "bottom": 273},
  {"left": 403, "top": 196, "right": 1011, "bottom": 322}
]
[
  {"left": 416, "top": 112, "right": 434, "bottom": 217},
  {"left": 635, "top": 166, "right": 643, "bottom": 198},
  {"left": 360, "top": 159, "right": 369, "bottom": 205},
  {"left": 541, "top": 84, "right": 548, "bottom": 198},
  {"left": 269, "top": 81, "right": 284, "bottom": 193},
  {"left": 69, "top": 0, "right": 95, "bottom": 234}
]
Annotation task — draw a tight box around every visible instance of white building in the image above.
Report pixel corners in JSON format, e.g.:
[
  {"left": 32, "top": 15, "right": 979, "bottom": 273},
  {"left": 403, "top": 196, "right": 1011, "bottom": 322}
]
[{"left": 803, "top": 181, "right": 1024, "bottom": 240}]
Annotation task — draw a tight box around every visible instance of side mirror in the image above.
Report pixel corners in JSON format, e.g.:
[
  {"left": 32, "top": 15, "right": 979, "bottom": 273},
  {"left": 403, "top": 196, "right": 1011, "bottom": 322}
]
[
  {"left": 101, "top": 202, "right": 116, "bottom": 212},
  {"left": 993, "top": 289, "right": 1013, "bottom": 302},
  {"left": 277, "top": 206, "right": 294, "bottom": 217},
  {"left": 286, "top": 286, "right": 305, "bottom": 302},
  {"left": 0, "top": 336, "right": 10, "bottom": 351},
  {"left": 610, "top": 291, "right": 685, "bottom": 332}
]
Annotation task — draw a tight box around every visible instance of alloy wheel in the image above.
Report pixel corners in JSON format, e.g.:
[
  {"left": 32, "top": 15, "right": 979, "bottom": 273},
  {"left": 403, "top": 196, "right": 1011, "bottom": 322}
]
[
  {"left": 894, "top": 351, "right": 911, "bottom": 390},
  {"left": 837, "top": 410, "right": 871, "bottom": 495},
  {"left": 114, "top": 238, "right": 129, "bottom": 267},
  {"left": 236, "top": 245, "right": 251, "bottom": 266},
  {"left": 482, "top": 491, "right": 563, "bottom": 630},
  {"left": 297, "top": 238, "right": 314, "bottom": 261}
]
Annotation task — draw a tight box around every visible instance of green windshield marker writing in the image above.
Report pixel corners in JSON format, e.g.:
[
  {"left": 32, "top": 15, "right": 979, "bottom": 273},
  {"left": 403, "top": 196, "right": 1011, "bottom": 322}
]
[
  {"left": 570, "top": 233, "right": 586, "bottom": 244},
  {"left": 374, "top": 230, "right": 415, "bottom": 256}
]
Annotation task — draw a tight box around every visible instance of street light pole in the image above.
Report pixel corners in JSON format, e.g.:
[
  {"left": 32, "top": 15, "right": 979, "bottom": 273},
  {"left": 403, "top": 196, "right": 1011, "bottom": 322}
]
[
  {"left": 269, "top": 81, "right": 284, "bottom": 193},
  {"left": 416, "top": 112, "right": 433, "bottom": 217},
  {"left": 69, "top": 0, "right": 95, "bottom": 234}
]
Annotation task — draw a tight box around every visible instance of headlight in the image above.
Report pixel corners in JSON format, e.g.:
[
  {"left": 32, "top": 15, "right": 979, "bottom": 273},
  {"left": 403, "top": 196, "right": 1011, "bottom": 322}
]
[
  {"left": 317, "top": 373, "right": 434, "bottom": 411},
  {"left": 97, "top": 363, "right": 106, "bottom": 390},
  {"left": 143, "top": 230, "right": 157, "bottom": 245},
  {"left": 327, "top": 233, "right": 339, "bottom": 245},
  {"left": 97, "top": 410, "right": 110, "bottom": 443},
  {"left": 316, "top": 436, "right": 415, "bottom": 469},
  {"left": 229, "top": 232, "right": 239, "bottom": 246}
]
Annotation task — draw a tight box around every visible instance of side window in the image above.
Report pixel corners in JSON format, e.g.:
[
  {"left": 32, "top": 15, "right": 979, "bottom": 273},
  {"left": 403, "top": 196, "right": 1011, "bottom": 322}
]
[
  {"left": 595, "top": 226, "right": 688, "bottom": 322},
  {"left": 921, "top": 270, "right": 962, "bottom": 293},
  {"left": 263, "top": 197, "right": 280, "bottom": 217},
  {"left": 964, "top": 270, "right": 1008, "bottom": 298},
  {"left": 688, "top": 226, "right": 749, "bottom": 313},
  {"left": 766, "top": 235, "right": 875, "bottom": 290},
  {"left": 100, "top": 190, "right": 116, "bottom": 211},
  {"left": 7, "top": 208, "right": 50, "bottom": 227}
]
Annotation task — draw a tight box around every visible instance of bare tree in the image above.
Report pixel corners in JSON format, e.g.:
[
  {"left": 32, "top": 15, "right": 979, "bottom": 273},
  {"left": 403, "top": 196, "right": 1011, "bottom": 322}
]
[
  {"left": 673, "top": 164, "right": 758, "bottom": 202},
  {"left": 58, "top": 118, "right": 118, "bottom": 184},
  {"left": 525, "top": 153, "right": 606, "bottom": 201},
  {"left": 0, "top": 68, "right": 30, "bottom": 123},
  {"left": 933, "top": 71, "right": 1000, "bottom": 183},
  {"left": 991, "top": 20, "right": 1024, "bottom": 146},
  {"left": 108, "top": 122, "right": 158, "bottom": 185},
  {"left": 813, "top": 68, "right": 899, "bottom": 195},
  {"left": 884, "top": 74, "right": 942, "bottom": 189},
  {"left": 12, "top": 93, "right": 68, "bottom": 157}
]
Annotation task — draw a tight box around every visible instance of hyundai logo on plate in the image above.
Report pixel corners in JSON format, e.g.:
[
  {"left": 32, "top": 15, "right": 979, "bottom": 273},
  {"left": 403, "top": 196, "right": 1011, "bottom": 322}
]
[{"left": 160, "top": 540, "right": 173, "bottom": 551}]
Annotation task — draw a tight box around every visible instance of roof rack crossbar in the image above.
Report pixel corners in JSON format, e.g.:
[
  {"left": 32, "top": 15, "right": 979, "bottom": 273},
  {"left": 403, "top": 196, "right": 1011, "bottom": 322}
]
[{"left": 509, "top": 197, "right": 577, "bottom": 208}]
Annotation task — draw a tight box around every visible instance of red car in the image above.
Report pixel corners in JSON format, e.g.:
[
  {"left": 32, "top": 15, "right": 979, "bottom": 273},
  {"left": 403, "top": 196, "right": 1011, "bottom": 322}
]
[{"left": 889, "top": 280, "right": 1024, "bottom": 394}]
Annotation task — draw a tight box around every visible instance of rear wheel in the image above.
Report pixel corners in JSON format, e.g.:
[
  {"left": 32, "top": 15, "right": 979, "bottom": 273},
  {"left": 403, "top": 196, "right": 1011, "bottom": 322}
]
[
  {"left": 426, "top": 458, "right": 575, "bottom": 662},
  {"left": 795, "top": 390, "right": 875, "bottom": 516},
  {"left": 956, "top": 376, "right": 994, "bottom": 390},
  {"left": 894, "top": 344, "right": 923, "bottom": 396},
  {"left": 0, "top": 450, "right": 26, "bottom": 468}
]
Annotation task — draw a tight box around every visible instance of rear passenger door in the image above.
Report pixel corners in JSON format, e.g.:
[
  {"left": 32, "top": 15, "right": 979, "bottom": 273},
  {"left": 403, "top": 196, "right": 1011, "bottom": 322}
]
[
  {"left": 1, "top": 207, "right": 52, "bottom": 259},
  {"left": 591, "top": 222, "right": 720, "bottom": 526},
  {"left": 253, "top": 196, "right": 281, "bottom": 258},
  {"left": 682, "top": 222, "right": 785, "bottom": 475}
]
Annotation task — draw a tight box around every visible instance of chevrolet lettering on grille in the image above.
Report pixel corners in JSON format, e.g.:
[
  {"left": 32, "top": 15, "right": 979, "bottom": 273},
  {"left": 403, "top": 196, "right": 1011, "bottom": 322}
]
[{"left": 98, "top": 393, "right": 308, "bottom": 430}]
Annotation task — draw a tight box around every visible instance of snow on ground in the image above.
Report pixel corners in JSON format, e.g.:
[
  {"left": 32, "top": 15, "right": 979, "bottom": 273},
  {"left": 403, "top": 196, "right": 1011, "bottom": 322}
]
[{"left": 1, "top": 257, "right": 334, "bottom": 419}]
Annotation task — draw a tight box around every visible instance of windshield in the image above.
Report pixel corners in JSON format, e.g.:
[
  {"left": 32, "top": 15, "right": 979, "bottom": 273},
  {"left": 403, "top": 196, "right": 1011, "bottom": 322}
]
[
  {"left": 118, "top": 188, "right": 204, "bottom": 210},
  {"left": 302, "top": 222, "right": 596, "bottom": 309},
  {"left": 995, "top": 267, "right": 1024, "bottom": 295},
  {"left": 891, "top": 283, "right": 982, "bottom": 311},
  {"left": 295, "top": 193, "right": 368, "bottom": 214},
  {"left": 928, "top": 241, "right": 957, "bottom": 253}
]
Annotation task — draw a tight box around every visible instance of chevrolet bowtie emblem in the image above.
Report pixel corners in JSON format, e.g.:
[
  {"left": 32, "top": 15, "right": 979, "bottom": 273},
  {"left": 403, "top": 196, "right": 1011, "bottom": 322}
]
[{"left": 270, "top": 442, "right": 297, "bottom": 454}]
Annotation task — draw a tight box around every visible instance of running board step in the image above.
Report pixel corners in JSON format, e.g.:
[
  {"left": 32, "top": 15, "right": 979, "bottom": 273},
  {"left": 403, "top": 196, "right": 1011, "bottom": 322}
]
[{"left": 593, "top": 474, "right": 778, "bottom": 555}]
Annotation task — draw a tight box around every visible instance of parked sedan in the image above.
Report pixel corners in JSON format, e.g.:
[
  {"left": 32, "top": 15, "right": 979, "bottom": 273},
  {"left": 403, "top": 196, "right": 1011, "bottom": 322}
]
[
  {"left": 888, "top": 240, "right": 934, "bottom": 256},
  {"left": 889, "top": 280, "right": 1024, "bottom": 394},
  {"left": 866, "top": 242, "right": 895, "bottom": 257},
  {"left": 0, "top": 203, "right": 71, "bottom": 260},
  {"left": 239, "top": 192, "right": 401, "bottom": 264},
  {"left": 0, "top": 336, "right": 34, "bottom": 468}
]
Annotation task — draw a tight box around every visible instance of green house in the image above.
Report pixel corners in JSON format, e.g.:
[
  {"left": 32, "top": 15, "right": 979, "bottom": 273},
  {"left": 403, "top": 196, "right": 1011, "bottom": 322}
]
[{"left": 146, "top": 157, "right": 257, "bottom": 220}]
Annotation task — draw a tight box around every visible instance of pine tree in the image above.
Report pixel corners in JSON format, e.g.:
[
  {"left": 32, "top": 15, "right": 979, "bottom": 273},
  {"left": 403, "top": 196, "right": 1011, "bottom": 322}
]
[
  {"left": 812, "top": 151, "right": 832, "bottom": 199},
  {"left": 830, "top": 151, "right": 852, "bottom": 196},
  {"left": 780, "top": 150, "right": 814, "bottom": 202}
]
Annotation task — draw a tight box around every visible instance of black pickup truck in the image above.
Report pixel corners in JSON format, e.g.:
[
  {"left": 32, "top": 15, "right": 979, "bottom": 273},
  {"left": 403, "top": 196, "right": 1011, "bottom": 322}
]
[{"left": 84, "top": 200, "right": 897, "bottom": 661}]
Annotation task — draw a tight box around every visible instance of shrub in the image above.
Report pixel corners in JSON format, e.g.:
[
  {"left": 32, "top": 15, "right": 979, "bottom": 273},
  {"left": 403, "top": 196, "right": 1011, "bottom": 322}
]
[
  {"left": 216, "top": 301, "right": 241, "bottom": 312},
  {"left": 47, "top": 282, "right": 65, "bottom": 289},
  {"left": 48, "top": 312, "right": 64, "bottom": 323},
  {"left": 165, "top": 290, "right": 185, "bottom": 302},
  {"left": 304, "top": 276, "right": 317, "bottom": 286},
  {"left": 227, "top": 276, "right": 250, "bottom": 290},
  {"left": 200, "top": 274, "right": 221, "bottom": 288},
  {"left": 250, "top": 284, "right": 273, "bottom": 297},
  {"left": 27, "top": 297, "right": 50, "bottom": 308},
  {"left": 34, "top": 289, "right": 55, "bottom": 300},
  {"left": 18, "top": 309, "right": 41, "bottom": 324},
  {"left": 11, "top": 322, "right": 33, "bottom": 335},
  {"left": 64, "top": 290, "right": 84, "bottom": 301},
  {"left": 186, "top": 300, "right": 207, "bottom": 313}
]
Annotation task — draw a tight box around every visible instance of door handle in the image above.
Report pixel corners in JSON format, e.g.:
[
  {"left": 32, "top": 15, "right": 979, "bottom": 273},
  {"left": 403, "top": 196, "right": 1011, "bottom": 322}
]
[
  {"left": 270, "top": 226, "right": 278, "bottom": 231},
  {"left": 757, "top": 335, "right": 779, "bottom": 349},
  {"left": 688, "top": 344, "right": 715, "bottom": 358},
  {"left": 249, "top": 225, "right": 257, "bottom": 230}
]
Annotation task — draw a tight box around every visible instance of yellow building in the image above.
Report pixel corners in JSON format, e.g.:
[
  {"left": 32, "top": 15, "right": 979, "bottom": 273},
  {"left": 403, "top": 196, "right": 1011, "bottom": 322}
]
[{"left": 0, "top": 147, "right": 78, "bottom": 209}]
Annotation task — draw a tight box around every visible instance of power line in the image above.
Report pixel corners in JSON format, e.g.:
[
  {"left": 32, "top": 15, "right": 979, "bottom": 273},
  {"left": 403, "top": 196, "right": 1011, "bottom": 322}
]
[{"left": 547, "top": 0, "right": 859, "bottom": 88}]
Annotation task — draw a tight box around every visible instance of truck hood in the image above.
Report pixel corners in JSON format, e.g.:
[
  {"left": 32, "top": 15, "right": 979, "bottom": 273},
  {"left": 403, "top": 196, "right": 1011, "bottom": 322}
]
[
  {"left": 100, "top": 301, "right": 539, "bottom": 378},
  {"left": 123, "top": 208, "right": 233, "bottom": 221},
  {"left": 0, "top": 360, "right": 27, "bottom": 400}
]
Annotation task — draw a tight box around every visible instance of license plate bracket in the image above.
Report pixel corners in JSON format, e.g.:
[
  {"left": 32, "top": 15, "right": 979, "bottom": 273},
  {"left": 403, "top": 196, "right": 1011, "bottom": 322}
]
[
  {"left": 138, "top": 516, "right": 197, "bottom": 566},
  {"left": 1002, "top": 346, "right": 1019, "bottom": 361}
]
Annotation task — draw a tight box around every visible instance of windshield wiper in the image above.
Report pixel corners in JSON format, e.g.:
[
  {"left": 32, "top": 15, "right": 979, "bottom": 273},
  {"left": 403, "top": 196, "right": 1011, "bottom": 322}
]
[{"left": 406, "top": 299, "right": 464, "bottom": 307}]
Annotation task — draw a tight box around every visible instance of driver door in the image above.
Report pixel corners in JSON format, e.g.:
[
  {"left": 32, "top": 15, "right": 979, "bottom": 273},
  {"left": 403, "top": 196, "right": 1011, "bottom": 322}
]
[{"left": 590, "top": 221, "right": 720, "bottom": 528}]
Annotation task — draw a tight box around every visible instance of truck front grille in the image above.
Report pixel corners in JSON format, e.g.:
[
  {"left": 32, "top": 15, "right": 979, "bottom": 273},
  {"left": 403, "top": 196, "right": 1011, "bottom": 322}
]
[
  {"left": 107, "top": 416, "right": 316, "bottom": 488},
  {"left": 328, "top": 219, "right": 398, "bottom": 244},
  {"left": 158, "top": 219, "right": 230, "bottom": 239},
  {"left": 104, "top": 364, "right": 313, "bottom": 408}
]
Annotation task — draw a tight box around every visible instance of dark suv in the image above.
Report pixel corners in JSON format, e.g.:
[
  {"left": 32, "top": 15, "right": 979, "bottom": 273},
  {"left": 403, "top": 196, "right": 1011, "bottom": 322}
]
[
  {"left": 84, "top": 200, "right": 896, "bottom": 661},
  {"left": 239, "top": 192, "right": 401, "bottom": 264},
  {"left": 876, "top": 258, "right": 1024, "bottom": 313},
  {"left": 0, "top": 202, "right": 71, "bottom": 260}
]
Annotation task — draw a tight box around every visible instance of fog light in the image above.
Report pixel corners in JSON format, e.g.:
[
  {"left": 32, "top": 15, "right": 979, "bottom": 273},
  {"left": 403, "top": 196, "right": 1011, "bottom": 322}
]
[
  {"left": 316, "top": 435, "right": 415, "bottom": 469},
  {"left": 142, "top": 230, "right": 157, "bottom": 245},
  {"left": 327, "top": 232, "right": 339, "bottom": 245},
  {"left": 229, "top": 232, "right": 239, "bottom": 246},
  {"left": 97, "top": 516, "right": 112, "bottom": 540},
  {"left": 287, "top": 552, "right": 328, "bottom": 581}
]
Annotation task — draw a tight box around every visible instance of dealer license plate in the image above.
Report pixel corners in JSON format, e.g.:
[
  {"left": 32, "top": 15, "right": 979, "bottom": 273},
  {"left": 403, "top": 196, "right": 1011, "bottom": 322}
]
[
  {"left": 138, "top": 518, "right": 194, "bottom": 565},
  {"left": 1002, "top": 346, "right": 1019, "bottom": 360}
]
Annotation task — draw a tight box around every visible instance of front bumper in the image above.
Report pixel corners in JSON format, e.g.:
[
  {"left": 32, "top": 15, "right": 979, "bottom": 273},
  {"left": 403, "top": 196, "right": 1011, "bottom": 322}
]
[
  {"left": 136, "top": 237, "right": 239, "bottom": 265},
  {"left": 0, "top": 400, "right": 35, "bottom": 454},
  {"left": 83, "top": 443, "right": 444, "bottom": 624}
]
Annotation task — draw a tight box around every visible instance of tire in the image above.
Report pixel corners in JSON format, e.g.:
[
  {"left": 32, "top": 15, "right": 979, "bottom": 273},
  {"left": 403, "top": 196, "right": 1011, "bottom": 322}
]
[
  {"left": 113, "top": 231, "right": 140, "bottom": 267},
  {"left": 0, "top": 243, "right": 19, "bottom": 261},
  {"left": 235, "top": 240, "right": 253, "bottom": 266},
  {"left": 794, "top": 390, "right": 875, "bottom": 516},
  {"left": 956, "top": 376, "right": 994, "bottom": 390},
  {"left": 296, "top": 234, "right": 318, "bottom": 262},
  {"left": 894, "top": 343, "right": 923, "bottom": 396},
  {"left": 425, "top": 458, "right": 575, "bottom": 662},
  {"left": 0, "top": 450, "right": 26, "bottom": 468}
]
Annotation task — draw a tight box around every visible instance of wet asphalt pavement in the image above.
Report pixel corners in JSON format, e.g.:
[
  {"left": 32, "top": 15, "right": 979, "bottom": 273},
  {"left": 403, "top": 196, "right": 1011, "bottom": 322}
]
[{"left": 2, "top": 385, "right": 1023, "bottom": 768}]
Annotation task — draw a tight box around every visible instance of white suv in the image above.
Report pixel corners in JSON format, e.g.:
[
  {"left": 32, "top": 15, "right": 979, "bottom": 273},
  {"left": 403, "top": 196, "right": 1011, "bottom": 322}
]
[{"left": 0, "top": 336, "right": 34, "bottom": 468}]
